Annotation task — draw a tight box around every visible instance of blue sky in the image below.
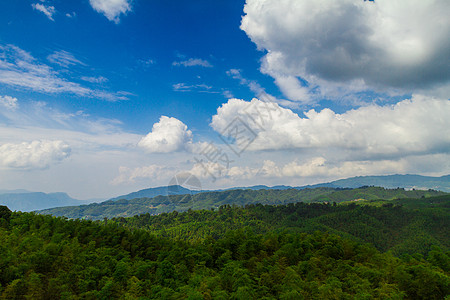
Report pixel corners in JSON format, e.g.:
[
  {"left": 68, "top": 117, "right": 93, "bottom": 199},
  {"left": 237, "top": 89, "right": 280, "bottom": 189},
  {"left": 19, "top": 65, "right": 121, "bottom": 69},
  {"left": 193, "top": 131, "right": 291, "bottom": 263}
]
[{"left": 0, "top": 0, "right": 449, "bottom": 199}]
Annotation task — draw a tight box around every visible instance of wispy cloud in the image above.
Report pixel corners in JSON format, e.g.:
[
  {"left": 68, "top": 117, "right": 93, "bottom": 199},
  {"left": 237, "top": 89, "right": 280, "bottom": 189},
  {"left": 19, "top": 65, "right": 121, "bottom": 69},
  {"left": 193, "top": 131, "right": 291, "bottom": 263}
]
[
  {"left": 31, "top": 3, "right": 56, "bottom": 21},
  {"left": 138, "top": 59, "right": 156, "bottom": 67},
  {"left": 0, "top": 44, "right": 128, "bottom": 101},
  {"left": 173, "top": 83, "right": 214, "bottom": 93},
  {"left": 111, "top": 164, "right": 176, "bottom": 185},
  {"left": 81, "top": 76, "right": 108, "bottom": 84},
  {"left": 47, "top": 50, "right": 86, "bottom": 68},
  {"left": 226, "top": 69, "right": 299, "bottom": 108},
  {"left": 172, "top": 58, "right": 213, "bottom": 68}
]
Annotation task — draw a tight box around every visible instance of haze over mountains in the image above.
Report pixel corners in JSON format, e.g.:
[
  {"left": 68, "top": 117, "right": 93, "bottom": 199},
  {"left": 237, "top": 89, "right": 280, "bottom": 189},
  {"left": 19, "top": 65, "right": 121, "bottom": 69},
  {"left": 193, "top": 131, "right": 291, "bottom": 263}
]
[
  {"left": 1, "top": 174, "right": 449, "bottom": 212},
  {"left": 0, "top": 192, "right": 102, "bottom": 212}
]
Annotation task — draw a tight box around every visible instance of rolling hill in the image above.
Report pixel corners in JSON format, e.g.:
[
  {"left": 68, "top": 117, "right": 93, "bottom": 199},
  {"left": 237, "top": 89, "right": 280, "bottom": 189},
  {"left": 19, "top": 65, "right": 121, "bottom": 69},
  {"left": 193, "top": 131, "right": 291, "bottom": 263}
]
[{"left": 39, "top": 186, "right": 446, "bottom": 220}]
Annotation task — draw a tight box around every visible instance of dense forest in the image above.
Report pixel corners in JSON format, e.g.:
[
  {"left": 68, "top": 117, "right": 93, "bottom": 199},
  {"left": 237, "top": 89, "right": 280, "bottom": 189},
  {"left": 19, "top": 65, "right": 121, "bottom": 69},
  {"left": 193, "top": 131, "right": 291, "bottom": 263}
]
[
  {"left": 111, "top": 195, "right": 450, "bottom": 256},
  {"left": 39, "top": 186, "right": 445, "bottom": 220},
  {"left": 1, "top": 194, "right": 449, "bottom": 299}
]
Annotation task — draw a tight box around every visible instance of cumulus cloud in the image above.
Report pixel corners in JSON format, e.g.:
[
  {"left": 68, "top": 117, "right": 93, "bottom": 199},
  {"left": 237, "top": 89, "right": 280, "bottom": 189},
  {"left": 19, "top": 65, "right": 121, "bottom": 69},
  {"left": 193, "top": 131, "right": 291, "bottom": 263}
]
[
  {"left": 211, "top": 96, "right": 450, "bottom": 158},
  {"left": 172, "top": 58, "right": 213, "bottom": 68},
  {"left": 31, "top": 3, "right": 56, "bottom": 21},
  {"left": 0, "top": 95, "right": 18, "bottom": 110},
  {"left": 0, "top": 44, "right": 128, "bottom": 101},
  {"left": 89, "top": 0, "right": 132, "bottom": 24},
  {"left": 0, "top": 140, "right": 71, "bottom": 170},
  {"left": 138, "top": 116, "right": 193, "bottom": 153},
  {"left": 241, "top": 0, "right": 450, "bottom": 101}
]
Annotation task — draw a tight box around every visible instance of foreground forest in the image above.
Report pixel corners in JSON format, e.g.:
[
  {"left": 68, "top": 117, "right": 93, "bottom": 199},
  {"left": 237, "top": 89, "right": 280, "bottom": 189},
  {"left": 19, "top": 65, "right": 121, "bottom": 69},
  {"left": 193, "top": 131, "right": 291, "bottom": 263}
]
[{"left": 1, "top": 194, "right": 449, "bottom": 299}]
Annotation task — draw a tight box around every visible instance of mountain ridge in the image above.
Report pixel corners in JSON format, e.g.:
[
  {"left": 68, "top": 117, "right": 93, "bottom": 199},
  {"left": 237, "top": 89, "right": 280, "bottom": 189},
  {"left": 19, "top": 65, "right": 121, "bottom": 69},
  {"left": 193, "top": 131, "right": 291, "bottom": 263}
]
[
  {"left": 39, "top": 186, "right": 446, "bottom": 220},
  {"left": 108, "top": 174, "right": 449, "bottom": 202},
  {"left": 2, "top": 174, "right": 449, "bottom": 212}
]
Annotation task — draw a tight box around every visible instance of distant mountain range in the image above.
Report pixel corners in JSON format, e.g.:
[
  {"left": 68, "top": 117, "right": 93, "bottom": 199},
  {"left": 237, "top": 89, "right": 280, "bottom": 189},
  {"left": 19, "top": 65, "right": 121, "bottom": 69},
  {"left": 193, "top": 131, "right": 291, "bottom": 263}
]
[
  {"left": 0, "top": 192, "right": 99, "bottom": 212},
  {"left": 108, "top": 174, "right": 450, "bottom": 201},
  {"left": 39, "top": 186, "right": 446, "bottom": 220},
  {"left": 307, "top": 174, "right": 450, "bottom": 192},
  {"left": 1, "top": 174, "right": 449, "bottom": 212}
]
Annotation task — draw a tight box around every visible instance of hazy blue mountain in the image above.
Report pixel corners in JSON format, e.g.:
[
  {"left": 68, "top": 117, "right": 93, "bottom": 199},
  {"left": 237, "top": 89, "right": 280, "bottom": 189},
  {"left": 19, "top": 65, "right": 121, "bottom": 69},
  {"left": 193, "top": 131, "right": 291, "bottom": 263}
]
[
  {"left": 0, "top": 192, "right": 93, "bottom": 212},
  {"left": 220, "top": 175, "right": 450, "bottom": 192},
  {"left": 108, "top": 185, "right": 201, "bottom": 201},
  {"left": 0, "top": 189, "right": 32, "bottom": 194},
  {"left": 318, "top": 174, "right": 450, "bottom": 192},
  {"left": 224, "top": 185, "right": 293, "bottom": 191}
]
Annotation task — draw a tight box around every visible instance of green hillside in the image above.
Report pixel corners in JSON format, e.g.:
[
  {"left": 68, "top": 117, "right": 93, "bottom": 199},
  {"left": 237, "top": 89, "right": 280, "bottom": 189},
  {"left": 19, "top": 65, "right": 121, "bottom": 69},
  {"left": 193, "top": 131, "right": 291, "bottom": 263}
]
[
  {"left": 111, "top": 194, "right": 450, "bottom": 256},
  {"left": 39, "top": 187, "right": 445, "bottom": 220}
]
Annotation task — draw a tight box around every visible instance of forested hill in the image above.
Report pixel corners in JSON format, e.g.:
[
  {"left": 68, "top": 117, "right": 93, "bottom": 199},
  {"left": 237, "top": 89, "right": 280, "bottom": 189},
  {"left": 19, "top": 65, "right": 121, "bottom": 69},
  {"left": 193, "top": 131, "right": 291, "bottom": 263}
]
[
  {"left": 111, "top": 194, "right": 450, "bottom": 257},
  {"left": 1, "top": 202, "right": 449, "bottom": 298},
  {"left": 39, "top": 186, "right": 445, "bottom": 220}
]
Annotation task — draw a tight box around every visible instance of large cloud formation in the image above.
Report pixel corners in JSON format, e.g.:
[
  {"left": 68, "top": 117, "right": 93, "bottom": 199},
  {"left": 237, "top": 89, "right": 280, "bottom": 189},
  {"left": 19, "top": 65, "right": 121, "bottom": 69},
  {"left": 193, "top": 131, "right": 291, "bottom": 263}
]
[
  {"left": 211, "top": 96, "right": 450, "bottom": 159},
  {"left": 241, "top": 0, "right": 450, "bottom": 101},
  {"left": 0, "top": 140, "right": 71, "bottom": 169},
  {"left": 138, "top": 116, "right": 193, "bottom": 153}
]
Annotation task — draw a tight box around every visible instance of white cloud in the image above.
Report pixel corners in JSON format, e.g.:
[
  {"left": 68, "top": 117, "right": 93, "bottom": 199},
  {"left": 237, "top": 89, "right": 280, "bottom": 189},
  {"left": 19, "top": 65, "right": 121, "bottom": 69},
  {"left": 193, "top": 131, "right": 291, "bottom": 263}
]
[
  {"left": 211, "top": 96, "right": 450, "bottom": 158},
  {"left": 31, "top": 3, "right": 56, "bottom": 21},
  {"left": 0, "top": 95, "right": 18, "bottom": 110},
  {"left": 47, "top": 50, "right": 86, "bottom": 68},
  {"left": 81, "top": 76, "right": 108, "bottom": 83},
  {"left": 241, "top": 0, "right": 450, "bottom": 101},
  {"left": 138, "top": 59, "right": 156, "bottom": 67},
  {"left": 0, "top": 44, "right": 128, "bottom": 101},
  {"left": 0, "top": 99, "right": 142, "bottom": 149},
  {"left": 172, "top": 58, "right": 213, "bottom": 68},
  {"left": 173, "top": 83, "right": 213, "bottom": 93},
  {"left": 138, "top": 116, "right": 194, "bottom": 153},
  {"left": 0, "top": 140, "right": 70, "bottom": 170},
  {"left": 226, "top": 68, "right": 300, "bottom": 108},
  {"left": 89, "top": 0, "right": 132, "bottom": 24}
]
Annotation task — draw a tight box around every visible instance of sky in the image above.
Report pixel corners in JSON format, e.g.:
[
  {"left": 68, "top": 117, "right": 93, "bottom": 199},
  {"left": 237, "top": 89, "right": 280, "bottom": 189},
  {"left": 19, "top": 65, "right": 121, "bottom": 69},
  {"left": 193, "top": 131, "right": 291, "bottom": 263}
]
[{"left": 0, "top": 0, "right": 449, "bottom": 199}]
